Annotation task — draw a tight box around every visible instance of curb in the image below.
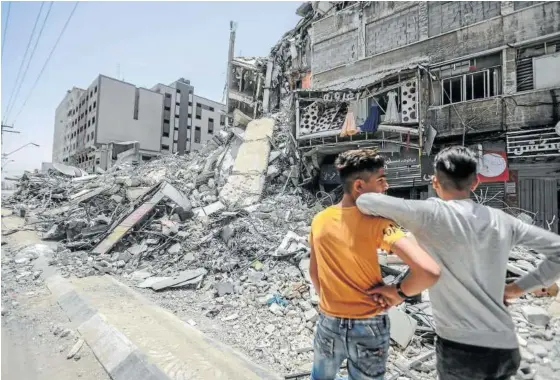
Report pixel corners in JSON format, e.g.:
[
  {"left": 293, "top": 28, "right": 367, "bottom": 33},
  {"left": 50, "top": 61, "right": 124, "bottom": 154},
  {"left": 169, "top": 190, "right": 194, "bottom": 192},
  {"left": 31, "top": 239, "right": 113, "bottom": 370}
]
[{"left": 46, "top": 275, "right": 170, "bottom": 380}]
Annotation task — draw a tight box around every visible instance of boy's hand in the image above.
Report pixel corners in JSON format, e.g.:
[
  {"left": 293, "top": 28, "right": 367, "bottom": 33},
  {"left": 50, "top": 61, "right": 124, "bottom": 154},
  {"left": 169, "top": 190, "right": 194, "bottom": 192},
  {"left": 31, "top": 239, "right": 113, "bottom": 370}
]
[
  {"left": 503, "top": 282, "right": 524, "bottom": 306},
  {"left": 368, "top": 284, "right": 405, "bottom": 309}
]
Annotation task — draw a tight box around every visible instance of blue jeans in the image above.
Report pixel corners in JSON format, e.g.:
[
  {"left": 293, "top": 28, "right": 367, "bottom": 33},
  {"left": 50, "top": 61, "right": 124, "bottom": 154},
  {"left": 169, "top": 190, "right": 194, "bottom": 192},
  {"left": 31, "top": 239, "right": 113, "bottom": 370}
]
[{"left": 311, "top": 313, "right": 390, "bottom": 380}]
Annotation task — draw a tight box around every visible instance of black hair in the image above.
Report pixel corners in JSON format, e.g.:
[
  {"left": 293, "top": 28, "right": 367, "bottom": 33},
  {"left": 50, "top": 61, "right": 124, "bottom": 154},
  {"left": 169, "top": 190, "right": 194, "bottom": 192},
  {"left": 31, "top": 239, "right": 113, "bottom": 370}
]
[
  {"left": 335, "top": 149, "right": 385, "bottom": 193},
  {"left": 434, "top": 146, "right": 478, "bottom": 191}
]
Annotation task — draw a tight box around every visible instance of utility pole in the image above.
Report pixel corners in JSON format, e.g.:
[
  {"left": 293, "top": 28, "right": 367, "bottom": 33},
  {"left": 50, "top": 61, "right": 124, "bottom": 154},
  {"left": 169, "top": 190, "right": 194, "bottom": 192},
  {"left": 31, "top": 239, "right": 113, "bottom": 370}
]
[
  {"left": 225, "top": 21, "right": 237, "bottom": 127},
  {"left": 1, "top": 124, "right": 21, "bottom": 153}
]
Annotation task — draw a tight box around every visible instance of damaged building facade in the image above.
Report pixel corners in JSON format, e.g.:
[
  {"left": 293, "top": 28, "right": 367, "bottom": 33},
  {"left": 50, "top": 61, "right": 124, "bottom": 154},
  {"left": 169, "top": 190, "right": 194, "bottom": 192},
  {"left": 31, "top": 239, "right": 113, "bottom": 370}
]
[{"left": 262, "top": 1, "right": 560, "bottom": 232}]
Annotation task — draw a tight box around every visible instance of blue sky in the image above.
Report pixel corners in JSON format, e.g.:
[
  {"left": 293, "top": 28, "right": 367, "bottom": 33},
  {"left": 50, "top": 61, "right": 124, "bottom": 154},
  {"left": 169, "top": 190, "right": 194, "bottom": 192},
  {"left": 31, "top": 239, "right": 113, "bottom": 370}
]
[{"left": 1, "top": 1, "right": 302, "bottom": 176}]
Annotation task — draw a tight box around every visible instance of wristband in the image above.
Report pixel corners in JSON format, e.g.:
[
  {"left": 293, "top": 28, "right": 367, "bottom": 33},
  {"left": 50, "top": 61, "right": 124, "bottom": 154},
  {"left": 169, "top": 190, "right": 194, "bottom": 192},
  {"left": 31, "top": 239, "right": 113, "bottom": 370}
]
[{"left": 396, "top": 281, "right": 410, "bottom": 299}]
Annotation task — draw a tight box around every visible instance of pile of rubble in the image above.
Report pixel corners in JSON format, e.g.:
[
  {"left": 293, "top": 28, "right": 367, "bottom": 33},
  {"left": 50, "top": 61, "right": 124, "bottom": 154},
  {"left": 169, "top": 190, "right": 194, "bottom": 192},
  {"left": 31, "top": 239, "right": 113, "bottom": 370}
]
[{"left": 4, "top": 112, "right": 560, "bottom": 378}]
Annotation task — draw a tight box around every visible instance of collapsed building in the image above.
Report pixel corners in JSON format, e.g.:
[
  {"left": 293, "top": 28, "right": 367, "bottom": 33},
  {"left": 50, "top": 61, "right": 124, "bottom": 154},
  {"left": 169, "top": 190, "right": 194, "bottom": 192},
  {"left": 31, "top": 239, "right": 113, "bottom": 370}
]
[{"left": 226, "top": 1, "right": 560, "bottom": 233}]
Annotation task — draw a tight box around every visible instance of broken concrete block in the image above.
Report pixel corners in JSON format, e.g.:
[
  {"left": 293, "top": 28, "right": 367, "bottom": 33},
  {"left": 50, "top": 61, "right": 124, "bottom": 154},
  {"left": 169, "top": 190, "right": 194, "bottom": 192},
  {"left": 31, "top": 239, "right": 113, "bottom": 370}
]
[
  {"left": 193, "top": 201, "right": 226, "bottom": 218},
  {"left": 304, "top": 308, "right": 319, "bottom": 323},
  {"left": 264, "top": 324, "right": 276, "bottom": 335},
  {"left": 167, "top": 243, "right": 182, "bottom": 255},
  {"left": 244, "top": 118, "right": 274, "bottom": 141},
  {"left": 67, "top": 339, "right": 84, "bottom": 359},
  {"left": 233, "top": 109, "right": 252, "bottom": 127},
  {"left": 521, "top": 305, "right": 551, "bottom": 326},
  {"left": 110, "top": 194, "right": 123, "bottom": 203},
  {"left": 269, "top": 303, "right": 284, "bottom": 316},
  {"left": 216, "top": 282, "right": 235, "bottom": 297},
  {"left": 388, "top": 307, "right": 417, "bottom": 348},
  {"left": 131, "top": 270, "right": 153, "bottom": 281},
  {"left": 220, "top": 225, "right": 235, "bottom": 244},
  {"left": 219, "top": 174, "right": 265, "bottom": 208},
  {"left": 527, "top": 343, "right": 547, "bottom": 358}
]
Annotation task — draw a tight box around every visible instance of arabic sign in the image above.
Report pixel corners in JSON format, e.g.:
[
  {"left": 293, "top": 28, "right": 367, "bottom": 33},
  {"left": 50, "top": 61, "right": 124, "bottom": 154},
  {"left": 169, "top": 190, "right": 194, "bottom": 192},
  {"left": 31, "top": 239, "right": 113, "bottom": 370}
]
[
  {"left": 384, "top": 152, "right": 419, "bottom": 170},
  {"left": 319, "top": 164, "right": 341, "bottom": 185},
  {"left": 322, "top": 91, "right": 358, "bottom": 102},
  {"left": 506, "top": 127, "right": 560, "bottom": 158}
]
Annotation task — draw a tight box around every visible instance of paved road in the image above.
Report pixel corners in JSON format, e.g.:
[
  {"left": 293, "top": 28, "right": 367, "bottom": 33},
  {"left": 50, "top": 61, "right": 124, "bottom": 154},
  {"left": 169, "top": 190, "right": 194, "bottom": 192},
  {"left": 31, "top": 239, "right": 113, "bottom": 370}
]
[{"left": 1, "top": 209, "right": 109, "bottom": 380}]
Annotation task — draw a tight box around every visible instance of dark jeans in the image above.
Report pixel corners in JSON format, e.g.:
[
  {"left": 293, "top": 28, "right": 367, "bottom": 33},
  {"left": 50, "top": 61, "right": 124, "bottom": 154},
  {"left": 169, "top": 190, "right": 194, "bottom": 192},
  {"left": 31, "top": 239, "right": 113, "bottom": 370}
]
[
  {"left": 436, "top": 336, "right": 521, "bottom": 380},
  {"left": 311, "top": 313, "right": 390, "bottom": 380}
]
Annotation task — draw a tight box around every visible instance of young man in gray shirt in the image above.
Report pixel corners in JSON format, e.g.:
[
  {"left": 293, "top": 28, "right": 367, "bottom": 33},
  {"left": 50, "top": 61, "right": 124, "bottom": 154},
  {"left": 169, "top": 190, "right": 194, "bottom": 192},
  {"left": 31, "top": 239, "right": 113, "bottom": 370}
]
[{"left": 356, "top": 146, "right": 560, "bottom": 380}]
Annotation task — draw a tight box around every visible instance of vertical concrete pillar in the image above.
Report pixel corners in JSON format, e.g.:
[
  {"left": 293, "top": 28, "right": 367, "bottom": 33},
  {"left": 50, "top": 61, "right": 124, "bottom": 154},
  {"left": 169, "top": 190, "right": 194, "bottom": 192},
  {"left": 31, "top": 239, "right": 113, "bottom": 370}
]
[
  {"left": 502, "top": 48, "right": 517, "bottom": 95},
  {"left": 357, "top": 9, "right": 366, "bottom": 60},
  {"left": 501, "top": 1, "right": 515, "bottom": 16},
  {"left": 418, "top": 2, "right": 429, "bottom": 41}
]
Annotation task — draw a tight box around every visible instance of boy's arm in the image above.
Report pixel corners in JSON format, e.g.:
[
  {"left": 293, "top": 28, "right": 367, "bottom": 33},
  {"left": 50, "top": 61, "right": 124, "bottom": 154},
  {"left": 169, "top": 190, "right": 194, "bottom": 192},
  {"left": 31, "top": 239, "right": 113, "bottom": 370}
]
[
  {"left": 505, "top": 218, "right": 560, "bottom": 299},
  {"left": 372, "top": 223, "right": 440, "bottom": 306},
  {"left": 309, "top": 233, "right": 321, "bottom": 296},
  {"left": 356, "top": 193, "right": 433, "bottom": 234}
]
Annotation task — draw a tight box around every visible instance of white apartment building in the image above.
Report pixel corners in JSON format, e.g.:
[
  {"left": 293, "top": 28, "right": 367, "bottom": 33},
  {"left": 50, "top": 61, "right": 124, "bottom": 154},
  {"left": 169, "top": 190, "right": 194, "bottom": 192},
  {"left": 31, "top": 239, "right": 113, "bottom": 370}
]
[
  {"left": 53, "top": 75, "right": 225, "bottom": 172},
  {"left": 52, "top": 87, "right": 84, "bottom": 163},
  {"left": 190, "top": 95, "right": 226, "bottom": 151},
  {"left": 54, "top": 75, "right": 164, "bottom": 171}
]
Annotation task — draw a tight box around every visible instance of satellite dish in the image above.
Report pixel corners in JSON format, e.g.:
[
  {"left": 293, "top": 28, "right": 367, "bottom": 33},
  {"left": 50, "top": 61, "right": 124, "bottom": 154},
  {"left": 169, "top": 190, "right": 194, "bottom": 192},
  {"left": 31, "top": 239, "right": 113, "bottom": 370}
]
[{"left": 555, "top": 121, "right": 560, "bottom": 136}]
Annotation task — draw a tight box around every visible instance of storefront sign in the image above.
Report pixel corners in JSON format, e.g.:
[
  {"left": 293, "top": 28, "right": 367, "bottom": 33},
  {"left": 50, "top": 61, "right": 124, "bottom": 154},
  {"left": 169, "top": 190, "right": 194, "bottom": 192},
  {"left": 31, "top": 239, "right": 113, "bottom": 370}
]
[
  {"left": 384, "top": 153, "right": 419, "bottom": 170},
  {"left": 506, "top": 127, "right": 560, "bottom": 158},
  {"left": 478, "top": 151, "right": 509, "bottom": 183},
  {"left": 420, "top": 155, "right": 434, "bottom": 181}
]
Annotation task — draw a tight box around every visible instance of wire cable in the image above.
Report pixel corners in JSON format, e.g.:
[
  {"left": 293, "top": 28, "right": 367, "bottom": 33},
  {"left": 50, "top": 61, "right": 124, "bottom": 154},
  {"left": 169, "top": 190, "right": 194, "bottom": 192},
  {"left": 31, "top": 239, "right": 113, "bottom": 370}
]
[
  {"left": 2, "top": 2, "right": 44, "bottom": 123},
  {"left": 12, "top": 2, "right": 79, "bottom": 125},
  {"left": 1, "top": 2, "right": 12, "bottom": 59},
  {"left": 4, "top": 2, "right": 53, "bottom": 125}
]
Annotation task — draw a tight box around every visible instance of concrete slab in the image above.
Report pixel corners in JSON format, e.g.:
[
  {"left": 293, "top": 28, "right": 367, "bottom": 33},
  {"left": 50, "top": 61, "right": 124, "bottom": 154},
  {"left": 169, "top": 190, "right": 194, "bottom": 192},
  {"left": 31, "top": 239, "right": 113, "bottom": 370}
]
[
  {"left": 232, "top": 141, "right": 271, "bottom": 174},
  {"left": 243, "top": 118, "right": 274, "bottom": 141},
  {"left": 219, "top": 174, "right": 265, "bottom": 208}
]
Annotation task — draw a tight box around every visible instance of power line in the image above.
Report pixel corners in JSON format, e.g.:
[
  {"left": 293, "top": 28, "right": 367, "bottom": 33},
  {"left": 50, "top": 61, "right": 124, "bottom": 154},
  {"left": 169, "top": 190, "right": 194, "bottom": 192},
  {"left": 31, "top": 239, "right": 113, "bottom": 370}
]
[
  {"left": 12, "top": 2, "right": 79, "bottom": 126},
  {"left": 4, "top": 2, "right": 54, "bottom": 125},
  {"left": 1, "top": 2, "right": 12, "bottom": 59},
  {"left": 2, "top": 2, "right": 45, "bottom": 123}
]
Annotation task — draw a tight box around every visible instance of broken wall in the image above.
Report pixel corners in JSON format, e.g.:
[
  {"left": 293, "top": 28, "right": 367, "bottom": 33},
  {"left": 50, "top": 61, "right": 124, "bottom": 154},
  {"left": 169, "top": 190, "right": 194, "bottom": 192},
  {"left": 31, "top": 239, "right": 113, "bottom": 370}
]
[{"left": 311, "top": 1, "right": 560, "bottom": 89}]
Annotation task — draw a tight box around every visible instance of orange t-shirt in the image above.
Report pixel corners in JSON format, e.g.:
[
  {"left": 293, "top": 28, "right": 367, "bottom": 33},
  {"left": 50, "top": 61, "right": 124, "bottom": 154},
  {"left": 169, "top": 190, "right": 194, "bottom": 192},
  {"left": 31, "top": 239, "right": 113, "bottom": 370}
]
[{"left": 309, "top": 206, "right": 405, "bottom": 319}]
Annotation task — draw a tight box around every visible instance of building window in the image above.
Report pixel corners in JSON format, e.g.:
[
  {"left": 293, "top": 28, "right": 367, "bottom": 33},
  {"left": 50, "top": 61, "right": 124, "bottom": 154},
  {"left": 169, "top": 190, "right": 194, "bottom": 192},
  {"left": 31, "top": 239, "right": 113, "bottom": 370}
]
[
  {"left": 195, "top": 126, "right": 201, "bottom": 131},
  {"left": 208, "top": 118, "right": 214, "bottom": 134},
  {"left": 88, "top": 120, "right": 91, "bottom": 127},
  {"left": 188, "top": 102, "right": 192, "bottom": 106},
  {"left": 163, "top": 119, "right": 170, "bottom": 137},
  {"left": 162, "top": 144, "right": 169, "bottom": 151},
  {"left": 176, "top": 89, "right": 181, "bottom": 94},
  {"left": 94, "top": 86, "right": 98, "bottom": 93},
  {"left": 89, "top": 105, "right": 92, "bottom": 112},
  {"left": 176, "top": 102, "right": 180, "bottom": 107},
  {"left": 441, "top": 68, "right": 501, "bottom": 105},
  {"left": 164, "top": 106, "right": 171, "bottom": 111},
  {"left": 194, "top": 129, "right": 201, "bottom": 143},
  {"left": 92, "top": 116, "right": 95, "bottom": 124},
  {"left": 196, "top": 115, "right": 201, "bottom": 120},
  {"left": 165, "top": 93, "right": 172, "bottom": 99},
  {"left": 93, "top": 101, "right": 96, "bottom": 109},
  {"left": 209, "top": 107, "right": 214, "bottom": 112},
  {"left": 220, "top": 114, "right": 226, "bottom": 126}
]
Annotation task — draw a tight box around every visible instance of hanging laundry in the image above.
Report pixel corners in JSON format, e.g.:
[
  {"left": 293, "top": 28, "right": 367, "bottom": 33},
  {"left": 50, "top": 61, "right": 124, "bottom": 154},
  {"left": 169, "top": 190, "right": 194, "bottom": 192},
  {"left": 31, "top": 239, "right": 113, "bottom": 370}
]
[
  {"left": 340, "top": 109, "right": 359, "bottom": 137},
  {"left": 361, "top": 104, "right": 380, "bottom": 133},
  {"left": 385, "top": 91, "right": 399, "bottom": 123},
  {"left": 349, "top": 99, "right": 368, "bottom": 128}
]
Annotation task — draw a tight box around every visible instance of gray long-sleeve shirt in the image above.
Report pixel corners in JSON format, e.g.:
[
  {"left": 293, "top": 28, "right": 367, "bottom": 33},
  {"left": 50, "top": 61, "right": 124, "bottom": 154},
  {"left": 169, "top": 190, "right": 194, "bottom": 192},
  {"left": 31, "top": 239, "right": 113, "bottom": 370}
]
[{"left": 356, "top": 193, "right": 560, "bottom": 349}]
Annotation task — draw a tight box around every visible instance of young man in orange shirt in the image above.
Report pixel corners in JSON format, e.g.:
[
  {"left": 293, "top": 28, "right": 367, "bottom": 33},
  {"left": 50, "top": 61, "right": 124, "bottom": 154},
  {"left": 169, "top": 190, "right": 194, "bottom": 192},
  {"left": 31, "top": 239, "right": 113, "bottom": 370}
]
[{"left": 309, "top": 149, "right": 440, "bottom": 380}]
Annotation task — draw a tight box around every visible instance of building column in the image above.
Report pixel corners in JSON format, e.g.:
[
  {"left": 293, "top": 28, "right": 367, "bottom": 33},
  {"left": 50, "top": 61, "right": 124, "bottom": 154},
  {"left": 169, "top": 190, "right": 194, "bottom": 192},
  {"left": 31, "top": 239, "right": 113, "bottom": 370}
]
[
  {"left": 357, "top": 9, "right": 366, "bottom": 60},
  {"left": 418, "top": 2, "right": 429, "bottom": 41},
  {"left": 501, "top": 1, "right": 515, "bottom": 16},
  {"left": 502, "top": 48, "right": 517, "bottom": 95}
]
